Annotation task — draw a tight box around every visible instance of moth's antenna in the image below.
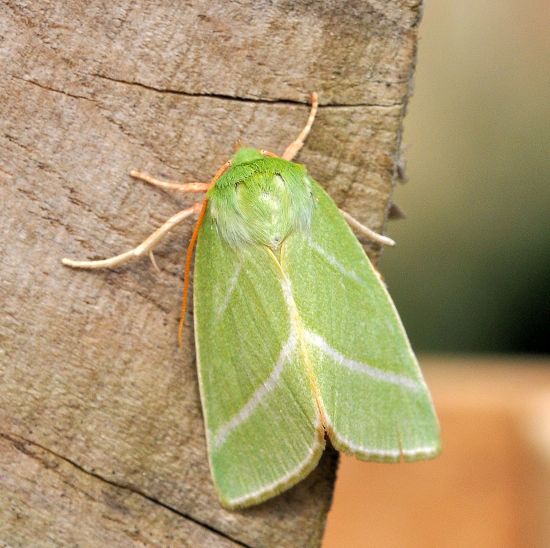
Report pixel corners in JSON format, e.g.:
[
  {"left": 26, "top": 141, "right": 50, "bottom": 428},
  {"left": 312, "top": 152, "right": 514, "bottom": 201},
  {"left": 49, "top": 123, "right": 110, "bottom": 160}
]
[
  {"left": 178, "top": 159, "right": 232, "bottom": 345},
  {"left": 178, "top": 198, "right": 208, "bottom": 345}
]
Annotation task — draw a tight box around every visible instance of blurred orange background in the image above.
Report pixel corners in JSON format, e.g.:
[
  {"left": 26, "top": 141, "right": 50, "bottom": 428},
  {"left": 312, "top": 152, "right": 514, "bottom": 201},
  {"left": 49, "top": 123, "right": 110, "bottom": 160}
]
[
  {"left": 323, "top": 359, "right": 550, "bottom": 547},
  {"left": 323, "top": 0, "right": 549, "bottom": 546}
]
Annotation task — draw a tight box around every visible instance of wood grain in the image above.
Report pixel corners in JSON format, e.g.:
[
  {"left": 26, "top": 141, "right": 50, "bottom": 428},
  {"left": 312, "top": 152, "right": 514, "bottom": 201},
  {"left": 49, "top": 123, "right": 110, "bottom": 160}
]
[{"left": 0, "top": 1, "right": 422, "bottom": 545}]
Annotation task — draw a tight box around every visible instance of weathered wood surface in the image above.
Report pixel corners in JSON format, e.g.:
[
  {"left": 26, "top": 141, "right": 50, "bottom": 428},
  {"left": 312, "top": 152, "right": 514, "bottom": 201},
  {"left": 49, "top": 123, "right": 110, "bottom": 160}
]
[{"left": 0, "top": 1, "right": 422, "bottom": 546}]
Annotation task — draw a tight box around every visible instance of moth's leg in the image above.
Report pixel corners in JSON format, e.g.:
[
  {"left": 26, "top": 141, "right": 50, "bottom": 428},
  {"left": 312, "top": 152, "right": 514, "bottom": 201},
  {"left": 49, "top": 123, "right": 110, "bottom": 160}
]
[
  {"left": 148, "top": 250, "right": 161, "bottom": 273},
  {"left": 282, "top": 92, "right": 319, "bottom": 161},
  {"left": 339, "top": 209, "right": 396, "bottom": 247},
  {"left": 260, "top": 150, "right": 279, "bottom": 158},
  {"left": 62, "top": 203, "right": 202, "bottom": 270},
  {"left": 130, "top": 170, "right": 209, "bottom": 193}
]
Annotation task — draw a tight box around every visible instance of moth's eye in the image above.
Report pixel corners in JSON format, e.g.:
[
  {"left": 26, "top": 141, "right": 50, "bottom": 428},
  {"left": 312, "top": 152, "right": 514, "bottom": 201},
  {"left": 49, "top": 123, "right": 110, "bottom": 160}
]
[{"left": 273, "top": 174, "right": 285, "bottom": 189}]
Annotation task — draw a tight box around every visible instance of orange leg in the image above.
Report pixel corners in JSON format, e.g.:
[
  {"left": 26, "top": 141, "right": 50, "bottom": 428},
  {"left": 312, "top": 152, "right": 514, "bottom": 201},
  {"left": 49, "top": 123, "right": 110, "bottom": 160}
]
[
  {"left": 62, "top": 204, "right": 203, "bottom": 270},
  {"left": 339, "top": 209, "right": 396, "bottom": 247},
  {"left": 282, "top": 92, "right": 319, "bottom": 161},
  {"left": 130, "top": 169, "right": 209, "bottom": 193}
]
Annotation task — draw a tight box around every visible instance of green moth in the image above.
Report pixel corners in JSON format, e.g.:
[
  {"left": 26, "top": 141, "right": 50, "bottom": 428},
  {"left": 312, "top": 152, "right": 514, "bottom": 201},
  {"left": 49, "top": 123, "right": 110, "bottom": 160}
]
[{"left": 63, "top": 93, "right": 440, "bottom": 509}]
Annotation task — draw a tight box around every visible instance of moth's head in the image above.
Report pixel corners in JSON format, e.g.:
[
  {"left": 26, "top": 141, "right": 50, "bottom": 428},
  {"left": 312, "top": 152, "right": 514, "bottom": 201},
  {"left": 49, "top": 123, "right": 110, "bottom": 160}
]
[
  {"left": 231, "top": 147, "right": 264, "bottom": 166},
  {"left": 208, "top": 150, "right": 313, "bottom": 249}
]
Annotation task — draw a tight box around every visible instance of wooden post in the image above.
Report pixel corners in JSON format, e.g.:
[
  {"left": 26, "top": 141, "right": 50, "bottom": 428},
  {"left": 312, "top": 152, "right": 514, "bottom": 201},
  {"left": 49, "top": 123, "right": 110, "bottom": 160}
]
[{"left": 0, "top": 1, "right": 422, "bottom": 545}]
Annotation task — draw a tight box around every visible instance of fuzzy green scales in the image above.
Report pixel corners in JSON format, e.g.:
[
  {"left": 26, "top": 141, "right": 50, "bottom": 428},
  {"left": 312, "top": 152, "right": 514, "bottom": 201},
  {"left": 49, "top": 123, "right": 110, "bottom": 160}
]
[
  {"left": 207, "top": 149, "right": 313, "bottom": 249},
  {"left": 194, "top": 148, "right": 440, "bottom": 509}
]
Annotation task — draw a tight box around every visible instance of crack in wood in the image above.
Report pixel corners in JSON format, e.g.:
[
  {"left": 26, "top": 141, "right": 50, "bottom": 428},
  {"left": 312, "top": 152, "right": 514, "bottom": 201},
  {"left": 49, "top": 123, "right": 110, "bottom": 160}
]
[
  {"left": 0, "top": 432, "right": 251, "bottom": 548},
  {"left": 10, "top": 71, "right": 403, "bottom": 109},
  {"left": 91, "top": 72, "right": 404, "bottom": 109},
  {"left": 11, "top": 75, "right": 96, "bottom": 103}
]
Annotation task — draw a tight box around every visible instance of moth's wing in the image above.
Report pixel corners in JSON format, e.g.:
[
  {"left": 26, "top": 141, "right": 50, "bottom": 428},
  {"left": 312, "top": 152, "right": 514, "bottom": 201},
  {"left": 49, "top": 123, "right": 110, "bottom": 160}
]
[
  {"left": 194, "top": 208, "right": 325, "bottom": 509},
  {"left": 284, "top": 180, "right": 441, "bottom": 461}
]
